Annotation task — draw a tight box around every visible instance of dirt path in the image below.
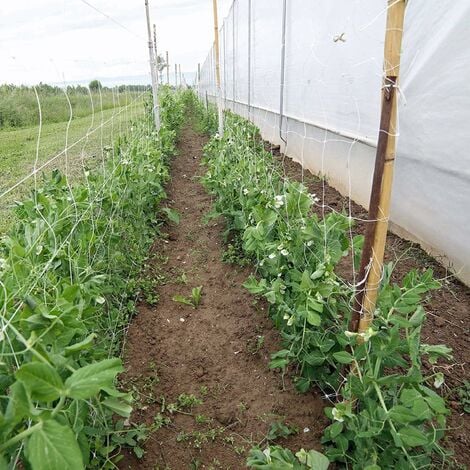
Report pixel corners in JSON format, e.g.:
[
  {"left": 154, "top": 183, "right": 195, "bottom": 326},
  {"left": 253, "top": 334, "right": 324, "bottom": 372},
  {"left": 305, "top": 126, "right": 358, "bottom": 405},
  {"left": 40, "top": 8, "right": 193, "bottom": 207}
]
[{"left": 120, "top": 125, "right": 326, "bottom": 469}]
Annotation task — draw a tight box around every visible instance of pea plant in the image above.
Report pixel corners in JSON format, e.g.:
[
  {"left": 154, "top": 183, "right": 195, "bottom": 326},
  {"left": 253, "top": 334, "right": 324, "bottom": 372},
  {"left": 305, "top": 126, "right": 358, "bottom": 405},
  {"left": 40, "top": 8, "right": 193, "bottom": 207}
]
[
  {"left": 0, "top": 91, "right": 186, "bottom": 469},
  {"left": 201, "top": 109, "right": 452, "bottom": 469}
]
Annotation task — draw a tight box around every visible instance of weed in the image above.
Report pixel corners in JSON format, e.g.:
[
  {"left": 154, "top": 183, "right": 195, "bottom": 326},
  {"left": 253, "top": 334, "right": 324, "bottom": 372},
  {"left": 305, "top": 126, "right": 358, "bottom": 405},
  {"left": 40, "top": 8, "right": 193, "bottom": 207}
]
[
  {"left": 247, "top": 335, "right": 265, "bottom": 354},
  {"left": 457, "top": 381, "right": 470, "bottom": 413},
  {"left": 172, "top": 286, "right": 203, "bottom": 309}
]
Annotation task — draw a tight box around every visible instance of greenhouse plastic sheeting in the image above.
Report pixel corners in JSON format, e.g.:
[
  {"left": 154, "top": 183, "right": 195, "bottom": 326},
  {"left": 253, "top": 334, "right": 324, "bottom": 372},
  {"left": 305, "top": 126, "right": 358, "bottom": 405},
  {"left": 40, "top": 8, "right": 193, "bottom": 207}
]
[{"left": 198, "top": 0, "right": 470, "bottom": 285}]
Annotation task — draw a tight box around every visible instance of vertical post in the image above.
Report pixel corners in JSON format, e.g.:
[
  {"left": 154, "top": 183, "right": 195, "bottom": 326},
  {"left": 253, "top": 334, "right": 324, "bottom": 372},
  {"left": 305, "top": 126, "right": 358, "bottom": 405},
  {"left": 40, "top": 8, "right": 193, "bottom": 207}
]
[
  {"left": 153, "top": 24, "right": 159, "bottom": 84},
  {"left": 198, "top": 63, "right": 201, "bottom": 96},
  {"left": 247, "top": 0, "right": 252, "bottom": 120},
  {"left": 144, "top": 0, "right": 160, "bottom": 129},
  {"left": 179, "top": 64, "right": 182, "bottom": 88},
  {"left": 166, "top": 51, "right": 170, "bottom": 85},
  {"left": 232, "top": 2, "right": 236, "bottom": 112},
  {"left": 174, "top": 63, "right": 178, "bottom": 87},
  {"left": 349, "top": 0, "right": 406, "bottom": 337},
  {"left": 223, "top": 23, "right": 227, "bottom": 107},
  {"left": 279, "top": 0, "right": 287, "bottom": 147},
  {"left": 212, "top": 0, "right": 224, "bottom": 135}
]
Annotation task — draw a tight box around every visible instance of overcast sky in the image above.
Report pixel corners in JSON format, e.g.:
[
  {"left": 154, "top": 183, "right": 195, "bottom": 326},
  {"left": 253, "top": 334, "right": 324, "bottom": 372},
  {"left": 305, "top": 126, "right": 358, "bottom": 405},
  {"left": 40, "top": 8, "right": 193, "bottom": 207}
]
[{"left": 0, "top": 0, "right": 232, "bottom": 86}]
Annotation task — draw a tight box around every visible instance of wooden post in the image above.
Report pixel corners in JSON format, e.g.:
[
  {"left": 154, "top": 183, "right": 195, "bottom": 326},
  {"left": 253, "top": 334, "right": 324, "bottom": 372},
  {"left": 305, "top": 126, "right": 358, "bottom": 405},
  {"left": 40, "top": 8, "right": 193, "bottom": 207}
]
[
  {"left": 178, "top": 64, "right": 182, "bottom": 87},
  {"left": 174, "top": 63, "right": 178, "bottom": 87},
  {"left": 349, "top": 0, "right": 406, "bottom": 338},
  {"left": 144, "top": 0, "right": 160, "bottom": 129},
  {"left": 212, "top": 0, "right": 224, "bottom": 135},
  {"left": 166, "top": 51, "right": 170, "bottom": 85}
]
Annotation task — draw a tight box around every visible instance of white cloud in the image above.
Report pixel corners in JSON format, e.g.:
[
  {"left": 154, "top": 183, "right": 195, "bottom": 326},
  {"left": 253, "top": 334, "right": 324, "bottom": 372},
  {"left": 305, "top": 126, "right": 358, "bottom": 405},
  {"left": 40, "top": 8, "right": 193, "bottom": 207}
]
[{"left": 0, "top": 0, "right": 232, "bottom": 85}]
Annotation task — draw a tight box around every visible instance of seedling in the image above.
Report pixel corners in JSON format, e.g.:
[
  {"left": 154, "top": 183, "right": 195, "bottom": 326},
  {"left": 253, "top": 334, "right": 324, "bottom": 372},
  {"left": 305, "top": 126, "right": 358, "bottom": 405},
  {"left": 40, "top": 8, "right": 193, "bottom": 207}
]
[{"left": 172, "top": 286, "right": 203, "bottom": 309}]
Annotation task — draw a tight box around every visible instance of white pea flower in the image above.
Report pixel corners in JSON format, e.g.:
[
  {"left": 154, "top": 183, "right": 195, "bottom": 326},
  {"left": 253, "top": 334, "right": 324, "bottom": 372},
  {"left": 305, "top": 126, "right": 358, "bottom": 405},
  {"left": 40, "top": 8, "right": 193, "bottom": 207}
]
[
  {"left": 281, "top": 249, "right": 289, "bottom": 256},
  {"left": 243, "top": 188, "right": 249, "bottom": 195},
  {"left": 259, "top": 260, "right": 264, "bottom": 266},
  {"left": 332, "top": 407, "right": 344, "bottom": 422},
  {"left": 274, "top": 195, "right": 285, "bottom": 208},
  {"left": 268, "top": 253, "right": 276, "bottom": 259},
  {"left": 344, "top": 331, "right": 357, "bottom": 338},
  {"left": 287, "top": 316, "right": 295, "bottom": 326},
  {"left": 277, "top": 243, "right": 284, "bottom": 251},
  {"left": 306, "top": 240, "right": 314, "bottom": 247}
]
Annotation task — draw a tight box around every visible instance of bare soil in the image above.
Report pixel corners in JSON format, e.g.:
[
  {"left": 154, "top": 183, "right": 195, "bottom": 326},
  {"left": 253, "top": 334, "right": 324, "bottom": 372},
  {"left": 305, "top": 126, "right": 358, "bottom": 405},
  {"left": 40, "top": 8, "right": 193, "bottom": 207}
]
[{"left": 119, "top": 126, "right": 326, "bottom": 470}]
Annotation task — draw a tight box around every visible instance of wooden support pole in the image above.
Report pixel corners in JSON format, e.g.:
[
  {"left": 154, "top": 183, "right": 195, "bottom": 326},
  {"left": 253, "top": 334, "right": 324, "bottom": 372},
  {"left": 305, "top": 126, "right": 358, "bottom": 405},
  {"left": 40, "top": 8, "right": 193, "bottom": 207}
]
[
  {"left": 174, "top": 63, "right": 178, "bottom": 87},
  {"left": 212, "top": 0, "right": 224, "bottom": 135},
  {"left": 178, "top": 64, "right": 182, "bottom": 87},
  {"left": 144, "top": 0, "right": 160, "bottom": 129},
  {"left": 350, "top": 0, "right": 406, "bottom": 338}
]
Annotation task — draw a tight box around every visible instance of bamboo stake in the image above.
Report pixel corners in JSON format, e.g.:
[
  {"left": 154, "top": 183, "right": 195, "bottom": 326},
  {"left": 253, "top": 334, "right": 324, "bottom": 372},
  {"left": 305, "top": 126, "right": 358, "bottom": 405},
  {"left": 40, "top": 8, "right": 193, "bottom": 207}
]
[
  {"left": 212, "top": 0, "right": 224, "bottom": 135},
  {"left": 350, "top": 0, "right": 406, "bottom": 339}
]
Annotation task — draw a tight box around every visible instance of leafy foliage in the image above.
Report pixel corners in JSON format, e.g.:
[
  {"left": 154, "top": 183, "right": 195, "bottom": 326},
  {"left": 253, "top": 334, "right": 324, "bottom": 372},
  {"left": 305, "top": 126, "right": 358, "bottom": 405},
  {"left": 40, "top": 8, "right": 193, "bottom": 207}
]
[
  {"left": 201, "top": 109, "right": 452, "bottom": 469},
  {"left": 0, "top": 91, "right": 186, "bottom": 468}
]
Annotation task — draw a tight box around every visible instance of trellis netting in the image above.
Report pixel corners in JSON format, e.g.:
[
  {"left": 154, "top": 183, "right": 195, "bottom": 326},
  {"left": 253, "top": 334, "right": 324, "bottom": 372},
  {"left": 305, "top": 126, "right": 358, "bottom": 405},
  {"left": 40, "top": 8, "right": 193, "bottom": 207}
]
[{"left": 198, "top": 0, "right": 470, "bottom": 286}]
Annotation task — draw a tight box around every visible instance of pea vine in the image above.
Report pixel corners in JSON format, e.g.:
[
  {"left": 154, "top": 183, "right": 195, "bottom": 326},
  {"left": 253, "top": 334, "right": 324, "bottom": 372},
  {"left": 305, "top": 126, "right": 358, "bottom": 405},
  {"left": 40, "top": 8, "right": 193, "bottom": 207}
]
[
  {"left": 0, "top": 89, "right": 185, "bottom": 469},
  {"left": 200, "top": 108, "right": 453, "bottom": 469}
]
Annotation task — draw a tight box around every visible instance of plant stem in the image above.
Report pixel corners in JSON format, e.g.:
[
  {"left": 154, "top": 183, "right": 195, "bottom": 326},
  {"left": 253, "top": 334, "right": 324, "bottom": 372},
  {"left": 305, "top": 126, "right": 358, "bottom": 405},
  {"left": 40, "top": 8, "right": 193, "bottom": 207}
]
[{"left": 0, "top": 422, "right": 42, "bottom": 453}]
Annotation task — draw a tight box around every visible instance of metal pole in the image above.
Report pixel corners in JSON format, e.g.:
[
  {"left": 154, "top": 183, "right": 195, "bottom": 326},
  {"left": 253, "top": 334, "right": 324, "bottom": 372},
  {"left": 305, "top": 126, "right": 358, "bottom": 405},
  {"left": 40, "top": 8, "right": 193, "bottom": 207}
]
[
  {"left": 223, "top": 23, "right": 227, "bottom": 107},
  {"left": 179, "top": 64, "right": 182, "bottom": 88},
  {"left": 232, "top": 1, "right": 236, "bottom": 111},
  {"left": 212, "top": 0, "right": 224, "bottom": 135},
  {"left": 174, "top": 63, "right": 178, "bottom": 87},
  {"left": 349, "top": 0, "right": 407, "bottom": 337},
  {"left": 144, "top": 0, "right": 160, "bottom": 129},
  {"left": 153, "top": 23, "right": 159, "bottom": 84},
  {"left": 198, "top": 63, "right": 201, "bottom": 97},
  {"left": 247, "top": 0, "right": 252, "bottom": 120},
  {"left": 166, "top": 51, "right": 170, "bottom": 85},
  {"left": 279, "top": 0, "right": 287, "bottom": 146}
]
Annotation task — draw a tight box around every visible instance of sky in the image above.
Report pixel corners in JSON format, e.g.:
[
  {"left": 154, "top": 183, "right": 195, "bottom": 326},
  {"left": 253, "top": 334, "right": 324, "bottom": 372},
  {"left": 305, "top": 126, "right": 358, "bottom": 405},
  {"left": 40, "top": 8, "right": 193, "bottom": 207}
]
[{"left": 0, "top": 0, "right": 232, "bottom": 86}]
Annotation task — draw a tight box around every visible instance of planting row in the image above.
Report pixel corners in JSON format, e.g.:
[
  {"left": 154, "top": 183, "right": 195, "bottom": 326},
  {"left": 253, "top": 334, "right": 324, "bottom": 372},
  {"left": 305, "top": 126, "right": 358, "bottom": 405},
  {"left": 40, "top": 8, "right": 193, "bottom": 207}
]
[
  {"left": 0, "top": 89, "right": 185, "bottom": 469},
  {"left": 200, "top": 106, "right": 452, "bottom": 469}
]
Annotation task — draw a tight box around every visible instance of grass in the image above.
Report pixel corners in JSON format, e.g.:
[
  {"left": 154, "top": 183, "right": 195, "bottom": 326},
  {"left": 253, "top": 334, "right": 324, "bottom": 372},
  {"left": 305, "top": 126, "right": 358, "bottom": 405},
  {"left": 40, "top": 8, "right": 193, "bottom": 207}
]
[{"left": 0, "top": 99, "right": 145, "bottom": 232}]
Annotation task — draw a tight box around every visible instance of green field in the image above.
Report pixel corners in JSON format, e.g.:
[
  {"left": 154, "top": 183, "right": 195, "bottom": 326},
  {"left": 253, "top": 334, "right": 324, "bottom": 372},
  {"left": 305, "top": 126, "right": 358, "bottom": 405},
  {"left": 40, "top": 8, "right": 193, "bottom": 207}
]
[{"left": 0, "top": 99, "right": 145, "bottom": 231}]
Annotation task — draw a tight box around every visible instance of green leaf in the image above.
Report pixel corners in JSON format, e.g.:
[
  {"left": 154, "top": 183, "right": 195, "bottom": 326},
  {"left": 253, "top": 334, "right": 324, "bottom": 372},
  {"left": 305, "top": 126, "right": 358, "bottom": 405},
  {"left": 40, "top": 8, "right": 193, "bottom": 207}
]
[
  {"left": 332, "top": 351, "right": 354, "bottom": 365},
  {"left": 102, "top": 398, "right": 133, "bottom": 418},
  {"left": 65, "top": 358, "right": 123, "bottom": 399},
  {"left": 64, "top": 333, "right": 97, "bottom": 356},
  {"left": 161, "top": 207, "right": 180, "bottom": 224},
  {"left": 306, "top": 311, "right": 321, "bottom": 327},
  {"left": 398, "top": 426, "right": 429, "bottom": 447},
  {"left": 172, "top": 294, "right": 193, "bottom": 307},
  {"left": 15, "top": 363, "right": 64, "bottom": 402},
  {"left": 296, "top": 448, "right": 330, "bottom": 469},
  {"left": 5, "top": 381, "right": 31, "bottom": 423},
  {"left": 389, "top": 405, "right": 419, "bottom": 424},
  {"left": 327, "top": 421, "right": 343, "bottom": 438},
  {"left": 26, "top": 419, "right": 84, "bottom": 470}
]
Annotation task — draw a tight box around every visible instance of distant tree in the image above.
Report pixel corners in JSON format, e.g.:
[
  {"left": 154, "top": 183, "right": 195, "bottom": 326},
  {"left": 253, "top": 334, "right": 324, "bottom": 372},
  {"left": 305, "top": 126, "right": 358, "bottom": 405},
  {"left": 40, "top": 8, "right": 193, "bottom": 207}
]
[{"left": 89, "top": 80, "right": 102, "bottom": 92}]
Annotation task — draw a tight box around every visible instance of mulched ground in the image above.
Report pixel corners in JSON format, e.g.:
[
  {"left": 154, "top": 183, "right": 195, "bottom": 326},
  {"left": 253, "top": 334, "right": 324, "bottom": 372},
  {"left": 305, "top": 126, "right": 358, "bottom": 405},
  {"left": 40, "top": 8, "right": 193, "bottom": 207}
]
[{"left": 119, "top": 124, "right": 468, "bottom": 469}]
